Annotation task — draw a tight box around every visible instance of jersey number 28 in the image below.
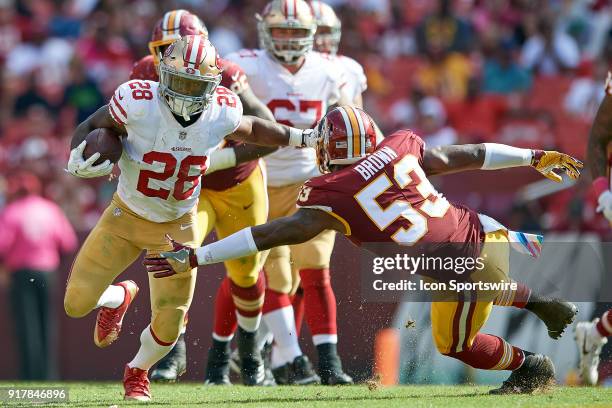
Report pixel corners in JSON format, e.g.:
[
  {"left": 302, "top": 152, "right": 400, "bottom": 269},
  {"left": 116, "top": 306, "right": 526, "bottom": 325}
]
[{"left": 137, "top": 152, "right": 206, "bottom": 200}]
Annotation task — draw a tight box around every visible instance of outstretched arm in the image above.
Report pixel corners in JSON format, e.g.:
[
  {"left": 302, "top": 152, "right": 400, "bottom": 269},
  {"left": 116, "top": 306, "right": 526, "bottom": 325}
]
[
  {"left": 144, "top": 209, "right": 344, "bottom": 277},
  {"left": 423, "top": 143, "right": 582, "bottom": 182},
  {"left": 227, "top": 115, "right": 317, "bottom": 148}
]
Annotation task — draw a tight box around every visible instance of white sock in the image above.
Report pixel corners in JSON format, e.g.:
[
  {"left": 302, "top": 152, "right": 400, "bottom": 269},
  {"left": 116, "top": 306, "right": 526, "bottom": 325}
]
[
  {"left": 271, "top": 344, "right": 287, "bottom": 369},
  {"left": 237, "top": 312, "right": 262, "bottom": 333},
  {"left": 96, "top": 285, "right": 125, "bottom": 309},
  {"left": 256, "top": 321, "right": 273, "bottom": 350},
  {"left": 263, "top": 306, "right": 302, "bottom": 368},
  {"left": 128, "top": 325, "right": 176, "bottom": 370},
  {"left": 313, "top": 334, "right": 338, "bottom": 346}
]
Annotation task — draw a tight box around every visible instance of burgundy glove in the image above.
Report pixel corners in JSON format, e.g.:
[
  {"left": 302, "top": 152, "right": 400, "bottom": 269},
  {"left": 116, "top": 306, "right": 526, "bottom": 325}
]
[{"left": 143, "top": 235, "right": 198, "bottom": 278}]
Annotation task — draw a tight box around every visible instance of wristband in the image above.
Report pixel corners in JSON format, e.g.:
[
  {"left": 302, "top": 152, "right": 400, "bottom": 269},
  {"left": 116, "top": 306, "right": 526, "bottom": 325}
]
[
  {"left": 288, "top": 127, "right": 304, "bottom": 147},
  {"left": 481, "top": 143, "right": 533, "bottom": 170},
  {"left": 195, "top": 227, "right": 258, "bottom": 265},
  {"left": 593, "top": 176, "right": 609, "bottom": 197}
]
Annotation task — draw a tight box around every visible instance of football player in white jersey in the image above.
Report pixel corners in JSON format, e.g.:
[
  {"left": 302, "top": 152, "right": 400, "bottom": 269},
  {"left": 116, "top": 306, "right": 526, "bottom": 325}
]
[
  {"left": 310, "top": 0, "right": 367, "bottom": 107},
  {"left": 224, "top": 0, "right": 353, "bottom": 385},
  {"left": 63, "top": 35, "right": 320, "bottom": 401}
]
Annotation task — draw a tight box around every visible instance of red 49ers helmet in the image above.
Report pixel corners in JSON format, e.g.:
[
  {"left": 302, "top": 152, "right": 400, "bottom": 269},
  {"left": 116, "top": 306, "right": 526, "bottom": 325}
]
[
  {"left": 149, "top": 9, "right": 208, "bottom": 65},
  {"left": 316, "top": 106, "right": 379, "bottom": 173}
]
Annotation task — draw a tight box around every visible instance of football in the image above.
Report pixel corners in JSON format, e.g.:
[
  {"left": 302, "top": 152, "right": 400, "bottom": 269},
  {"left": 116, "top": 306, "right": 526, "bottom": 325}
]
[{"left": 83, "top": 128, "right": 123, "bottom": 165}]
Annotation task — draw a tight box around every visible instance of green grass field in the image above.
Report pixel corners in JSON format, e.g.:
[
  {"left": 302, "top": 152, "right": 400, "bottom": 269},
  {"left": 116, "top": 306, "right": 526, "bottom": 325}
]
[{"left": 1, "top": 383, "right": 611, "bottom": 408}]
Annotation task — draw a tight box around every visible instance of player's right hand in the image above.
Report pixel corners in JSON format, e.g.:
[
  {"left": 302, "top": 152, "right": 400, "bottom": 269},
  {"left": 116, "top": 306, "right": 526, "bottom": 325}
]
[
  {"left": 144, "top": 235, "right": 199, "bottom": 278},
  {"left": 597, "top": 190, "right": 612, "bottom": 222},
  {"left": 66, "top": 140, "right": 114, "bottom": 178}
]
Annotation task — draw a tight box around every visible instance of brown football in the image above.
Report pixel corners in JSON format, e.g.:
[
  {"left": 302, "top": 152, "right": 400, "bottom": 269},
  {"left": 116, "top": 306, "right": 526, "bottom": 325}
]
[{"left": 83, "top": 128, "right": 123, "bottom": 165}]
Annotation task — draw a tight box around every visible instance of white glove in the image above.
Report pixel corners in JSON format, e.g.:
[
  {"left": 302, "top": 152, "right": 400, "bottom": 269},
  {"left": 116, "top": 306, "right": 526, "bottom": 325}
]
[
  {"left": 596, "top": 190, "right": 612, "bottom": 222},
  {"left": 288, "top": 128, "right": 319, "bottom": 148},
  {"left": 66, "top": 140, "right": 114, "bottom": 178},
  {"left": 301, "top": 128, "right": 319, "bottom": 148}
]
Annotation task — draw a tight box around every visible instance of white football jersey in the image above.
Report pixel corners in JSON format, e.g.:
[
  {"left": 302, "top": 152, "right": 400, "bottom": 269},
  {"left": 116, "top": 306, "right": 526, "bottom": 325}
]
[
  {"left": 333, "top": 55, "right": 367, "bottom": 103},
  {"left": 226, "top": 49, "right": 345, "bottom": 187},
  {"left": 108, "top": 80, "right": 242, "bottom": 222}
]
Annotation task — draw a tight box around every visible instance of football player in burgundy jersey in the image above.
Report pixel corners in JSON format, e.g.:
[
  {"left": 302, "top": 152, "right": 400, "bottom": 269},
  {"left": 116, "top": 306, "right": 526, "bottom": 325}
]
[
  {"left": 146, "top": 106, "right": 584, "bottom": 394},
  {"left": 129, "top": 10, "right": 277, "bottom": 385},
  {"left": 574, "top": 72, "right": 612, "bottom": 386}
]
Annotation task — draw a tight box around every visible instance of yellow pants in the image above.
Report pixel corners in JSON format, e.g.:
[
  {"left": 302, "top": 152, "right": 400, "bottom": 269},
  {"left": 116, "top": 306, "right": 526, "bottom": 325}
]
[
  {"left": 431, "top": 230, "right": 510, "bottom": 354},
  {"left": 264, "top": 182, "right": 336, "bottom": 294},
  {"left": 198, "top": 164, "right": 268, "bottom": 288},
  {"left": 64, "top": 194, "right": 201, "bottom": 343}
]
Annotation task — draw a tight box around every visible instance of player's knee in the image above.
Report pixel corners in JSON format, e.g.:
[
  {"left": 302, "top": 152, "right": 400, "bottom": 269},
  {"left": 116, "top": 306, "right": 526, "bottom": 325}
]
[
  {"left": 230, "top": 272, "right": 258, "bottom": 288},
  {"left": 64, "top": 287, "right": 95, "bottom": 318},
  {"left": 152, "top": 309, "right": 186, "bottom": 343}
]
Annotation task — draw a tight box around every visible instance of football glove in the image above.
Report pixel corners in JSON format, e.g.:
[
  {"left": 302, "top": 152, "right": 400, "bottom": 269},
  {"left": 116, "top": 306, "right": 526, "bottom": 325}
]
[
  {"left": 143, "top": 235, "right": 198, "bottom": 278},
  {"left": 597, "top": 190, "right": 612, "bottom": 222},
  {"left": 530, "top": 150, "right": 583, "bottom": 183},
  {"left": 66, "top": 140, "right": 114, "bottom": 178},
  {"left": 301, "top": 128, "right": 319, "bottom": 148}
]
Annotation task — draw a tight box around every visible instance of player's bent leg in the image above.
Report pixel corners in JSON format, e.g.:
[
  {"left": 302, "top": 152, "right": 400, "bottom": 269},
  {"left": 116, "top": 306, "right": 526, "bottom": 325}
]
[
  {"left": 494, "top": 280, "right": 578, "bottom": 339},
  {"left": 575, "top": 309, "right": 611, "bottom": 385},
  {"left": 65, "top": 202, "right": 142, "bottom": 347},
  {"left": 292, "top": 230, "right": 352, "bottom": 385}
]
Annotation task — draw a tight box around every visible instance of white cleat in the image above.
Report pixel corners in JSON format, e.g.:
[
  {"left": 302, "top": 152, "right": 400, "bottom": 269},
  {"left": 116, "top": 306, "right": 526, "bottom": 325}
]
[{"left": 575, "top": 319, "right": 608, "bottom": 386}]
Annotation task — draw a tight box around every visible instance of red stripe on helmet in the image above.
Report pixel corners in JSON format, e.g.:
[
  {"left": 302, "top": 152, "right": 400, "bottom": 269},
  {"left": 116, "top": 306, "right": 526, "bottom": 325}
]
[
  {"left": 193, "top": 39, "right": 205, "bottom": 69},
  {"left": 184, "top": 37, "right": 195, "bottom": 68}
]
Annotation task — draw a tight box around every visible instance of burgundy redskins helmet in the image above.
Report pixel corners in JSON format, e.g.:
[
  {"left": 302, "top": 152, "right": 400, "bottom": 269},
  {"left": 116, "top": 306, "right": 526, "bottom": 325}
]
[
  {"left": 316, "top": 106, "right": 379, "bottom": 173},
  {"left": 149, "top": 9, "right": 208, "bottom": 65}
]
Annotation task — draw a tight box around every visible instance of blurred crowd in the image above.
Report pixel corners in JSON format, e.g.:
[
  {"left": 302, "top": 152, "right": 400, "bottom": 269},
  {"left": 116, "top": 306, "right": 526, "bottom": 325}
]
[{"left": 0, "top": 0, "right": 611, "bottom": 234}]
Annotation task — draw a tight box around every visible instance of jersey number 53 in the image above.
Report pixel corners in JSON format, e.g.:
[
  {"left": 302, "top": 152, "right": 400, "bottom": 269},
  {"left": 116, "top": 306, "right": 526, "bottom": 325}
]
[{"left": 354, "top": 155, "right": 450, "bottom": 245}]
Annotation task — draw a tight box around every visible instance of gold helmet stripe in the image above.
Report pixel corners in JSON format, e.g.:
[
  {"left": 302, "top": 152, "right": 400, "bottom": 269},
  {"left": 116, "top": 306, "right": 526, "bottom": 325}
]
[
  {"left": 345, "top": 106, "right": 361, "bottom": 158},
  {"left": 338, "top": 106, "right": 354, "bottom": 159},
  {"left": 353, "top": 107, "right": 367, "bottom": 156}
]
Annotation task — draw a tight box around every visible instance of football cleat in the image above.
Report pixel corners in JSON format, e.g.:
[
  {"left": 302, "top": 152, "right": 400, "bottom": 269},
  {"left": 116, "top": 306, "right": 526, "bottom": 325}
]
[
  {"left": 575, "top": 319, "right": 607, "bottom": 386},
  {"left": 237, "top": 327, "right": 265, "bottom": 386},
  {"left": 204, "top": 341, "right": 231, "bottom": 386},
  {"left": 273, "top": 355, "right": 320, "bottom": 385},
  {"left": 123, "top": 365, "right": 151, "bottom": 401},
  {"left": 317, "top": 343, "right": 353, "bottom": 385},
  {"left": 94, "top": 280, "right": 138, "bottom": 348},
  {"left": 489, "top": 354, "right": 556, "bottom": 394},
  {"left": 526, "top": 297, "right": 578, "bottom": 339},
  {"left": 150, "top": 333, "right": 187, "bottom": 382}
]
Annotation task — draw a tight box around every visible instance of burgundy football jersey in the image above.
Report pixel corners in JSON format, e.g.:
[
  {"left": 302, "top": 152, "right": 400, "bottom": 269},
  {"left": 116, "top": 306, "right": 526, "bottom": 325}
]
[
  {"left": 128, "top": 55, "right": 258, "bottom": 191},
  {"left": 297, "top": 130, "right": 484, "bottom": 248}
]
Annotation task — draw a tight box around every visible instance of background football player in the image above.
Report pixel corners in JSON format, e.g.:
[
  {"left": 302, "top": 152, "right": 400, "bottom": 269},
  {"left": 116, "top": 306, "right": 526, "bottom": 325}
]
[
  {"left": 146, "top": 106, "right": 583, "bottom": 395},
  {"left": 280, "top": 0, "right": 369, "bottom": 361},
  {"left": 216, "top": 0, "right": 352, "bottom": 385},
  {"left": 64, "top": 35, "right": 321, "bottom": 401},
  {"left": 310, "top": 1, "right": 367, "bottom": 107},
  {"left": 129, "top": 8, "right": 277, "bottom": 385},
  {"left": 575, "top": 72, "right": 612, "bottom": 386}
]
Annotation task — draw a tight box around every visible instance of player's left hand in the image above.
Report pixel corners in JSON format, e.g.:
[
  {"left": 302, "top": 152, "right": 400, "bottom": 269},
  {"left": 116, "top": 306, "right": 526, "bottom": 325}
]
[
  {"left": 531, "top": 150, "right": 583, "bottom": 183},
  {"left": 143, "top": 235, "right": 198, "bottom": 278}
]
